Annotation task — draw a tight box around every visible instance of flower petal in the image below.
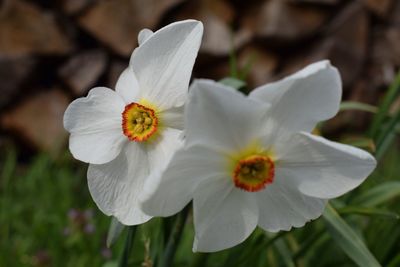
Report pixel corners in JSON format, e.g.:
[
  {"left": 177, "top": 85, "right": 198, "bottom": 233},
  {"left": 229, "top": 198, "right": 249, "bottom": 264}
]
[
  {"left": 193, "top": 180, "right": 258, "bottom": 252},
  {"left": 249, "top": 60, "right": 341, "bottom": 135},
  {"left": 275, "top": 132, "right": 376, "bottom": 199},
  {"left": 147, "top": 127, "right": 183, "bottom": 172},
  {"left": 63, "top": 87, "right": 126, "bottom": 164},
  {"left": 141, "top": 143, "right": 226, "bottom": 217},
  {"left": 185, "top": 79, "right": 270, "bottom": 151},
  {"left": 130, "top": 20, "right": 203, "bottom": 109},
  {"left": 138, "top": 29, "right": 154, "bottom": 45},
  {"left": 88, "top": 143, "right": 152, "bottom": 225},
  {"left": 115, "top": 67, "right": 141, "bottom": 104},
  {"left": 256, "top": 180, "right": 326, "bottom": 232},
  {"left": 161, "top": 105, "right": 184, "bottom": 130}
]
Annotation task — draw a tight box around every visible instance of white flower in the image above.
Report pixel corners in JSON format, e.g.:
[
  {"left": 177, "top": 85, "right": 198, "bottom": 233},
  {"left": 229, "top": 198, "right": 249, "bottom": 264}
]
[
  {"left": 141, "top": 61, "right": 377, "bottom": 252},
  {"left": 63, "top": 20, "right": 203, "bottom": 225}
]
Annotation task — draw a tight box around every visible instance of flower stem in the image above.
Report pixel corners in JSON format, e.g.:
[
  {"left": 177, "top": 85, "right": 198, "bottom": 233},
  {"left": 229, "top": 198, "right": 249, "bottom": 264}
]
[
  {"left": 159, "top": 207, "right": 189, "bottom": 267},
  {"left": 118, "top": 226, "right": 137, "bottom": 267}
]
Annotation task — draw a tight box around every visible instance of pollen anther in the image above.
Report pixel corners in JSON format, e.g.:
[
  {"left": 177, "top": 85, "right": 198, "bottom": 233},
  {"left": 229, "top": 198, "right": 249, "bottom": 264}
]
[
  {"left": 233, "top": 154, "right": 274, "bottom": 192},
  {"left": 122, "top": 102, "right": 158, "bottom": 142}
]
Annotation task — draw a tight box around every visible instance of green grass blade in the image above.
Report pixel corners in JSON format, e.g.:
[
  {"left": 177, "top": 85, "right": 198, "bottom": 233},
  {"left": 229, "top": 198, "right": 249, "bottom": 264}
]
[
  {"left": 375, "top": 109, "right": 400, "bottom": 159},
  {"left": 219, "top": 77, "right": 246, "bottom": 90},
  {"left": 338, "top": 206, "right": 399, "bottom": 220},
  {"left": 369, "top": 71, "right": 400, "bottom": 137},
  {"left": 292, "top": 229, "right": 329, "bottom": 261},
  {"left": 351, "top": 181, "right": 400, "bottom": 207},
  {"left": 323, "top": 203, "right": 381, "bottom": 267},
  {"left": 375, "top": 131, "right": 397, "bottom": 160},
  {"left": 228, "top": 33, "right": 238, "bottom": 78},
  {"left": 274, "top": 239, "right": 296, "bottom": 267},
  {"left": 339, "top": 101, "right": 378, "bottom": 113},
  {"left": 118, "top": 226, "right": 137, "bottom": 267},
  {"left": 387, "top": 254, "right": 400, "bottom": 267},
  {"left": 341, "top": 136, "right": 375, "bottom": 152},
  {"left": 159, "top": 208, "right": 189, "bottom": 267},
  {"left": 107, "top": 217, "right": 126, "bottom": 248},
  {"left": 238, "top": 52, "right": 256, "bottom": 81}
]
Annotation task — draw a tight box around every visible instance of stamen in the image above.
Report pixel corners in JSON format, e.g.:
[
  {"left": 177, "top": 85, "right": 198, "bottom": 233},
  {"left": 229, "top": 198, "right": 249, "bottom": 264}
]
[
  {"left": 232, "top": 154, "right": 274, "bottom": 192},
  {"left": 122, "top": 102, "right": 158, "bottom": 142}
]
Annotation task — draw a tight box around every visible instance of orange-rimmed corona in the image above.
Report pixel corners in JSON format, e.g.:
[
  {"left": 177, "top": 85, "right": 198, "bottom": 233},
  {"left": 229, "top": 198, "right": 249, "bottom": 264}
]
[
  {"left": 122, "top": 102, "right": 158, "bottom": 142},
  {"left": 233, "top": 154, "right": 275, "bottom": 192}
]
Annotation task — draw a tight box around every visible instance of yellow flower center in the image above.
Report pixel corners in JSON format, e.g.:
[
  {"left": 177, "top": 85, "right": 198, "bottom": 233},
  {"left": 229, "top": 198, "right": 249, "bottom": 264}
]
[
  {"left": 233, "top": 154, "right": 274, "bottom": 192},
  {"left": 122, "top": 102, "right": 158, "bottom": 142}
]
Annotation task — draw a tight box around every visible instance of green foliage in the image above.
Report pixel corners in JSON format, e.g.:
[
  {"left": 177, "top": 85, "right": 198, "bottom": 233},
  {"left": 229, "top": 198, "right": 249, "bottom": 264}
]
[
  {"left": 369, "top": 72, "right": 400, "bottom": 159},
  {"left": 2, "top": 74, "right": 400, "bottom": 267},
  {"left": 323, "top": 204, "right": 381, "bottom": 267},
  {"left": 218, "top": 77, "right": 246, "bottom": 91},
  {"left": 0, "top": 151, "right": 117, "bottom": 267}
]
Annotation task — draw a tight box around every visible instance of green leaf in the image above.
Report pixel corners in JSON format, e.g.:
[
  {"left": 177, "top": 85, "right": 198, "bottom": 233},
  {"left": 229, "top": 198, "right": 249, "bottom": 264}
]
[
  {"left": 340, "top": 137, "right": 376, "bottom": 152},
  {"left": 340, "top": 101, "right": 378, "bottom": 113},
  {"left": 292, "top": 229, "right": 330, "bottom": 261},
  {"left": 387, "top": 253, "right": 400, "bottom": 267},
  {"left": 323, "top": 203, "right": 381, "bottom": 267},
  {"left": 274, "top": 239, "right": 296, "bottom": 267},
  {"left": 102, "top": 261, "right": 118, "bottom": 267},
  {"left": 159, "top": 207, "right": 189, "bottom": 267},
  {"left": 351, "top": 181, "right": 400, "bottom": 207},
  {"left": 118, "top": 226, "right": 137, "bottom": 267},
  {"left": 238, "top": 53, "right": 256, "bottom": 81},
  {"left": 370, "top": 71, "right": 400, "bottom": 138},
  {"left": 338, "top": 206, "right": 399, "bottom": 220},
  {"left": 107, "top": 217, "right": 125, "bottom": 248},
  {"left": 375, "top": 108, "right": 400, "bottom": 159},
  {"left": 219, "top": 77, "right": 246, "bottom": 90},
  {"left": 228, "top": 34, "right": 238, "bottom": 78}
]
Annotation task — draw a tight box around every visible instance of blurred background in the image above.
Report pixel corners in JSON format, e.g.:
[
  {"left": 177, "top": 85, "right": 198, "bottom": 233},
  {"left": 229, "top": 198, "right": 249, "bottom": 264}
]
[{"left": 0, "top": 0, "right": 399, "bottom": 266}]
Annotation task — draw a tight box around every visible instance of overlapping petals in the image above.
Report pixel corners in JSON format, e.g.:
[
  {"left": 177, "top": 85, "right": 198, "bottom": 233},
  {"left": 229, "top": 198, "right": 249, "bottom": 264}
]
[
  {"left": 64, "top": 20, "right": 204, "bottom": 225},
  {"left": 142, "top": 144, "right": 226, "bottom": 217},
  {"left": 88, "top": 142, "right": 151, "bottom": 225},
  {"left": 193, "top": 178, "right": 258, "bottom": 252},
  {"left": 184, "top": 79, "right": 269, "bottom": 151},
  {"left": 142, "top": 68, "right": 376, "bottom": 252}
]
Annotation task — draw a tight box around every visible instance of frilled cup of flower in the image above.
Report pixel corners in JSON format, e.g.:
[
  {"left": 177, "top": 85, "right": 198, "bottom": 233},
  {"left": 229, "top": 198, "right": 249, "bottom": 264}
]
[
  {"left": 63, "top": 20, "right": 203, "bottom": 225},
  {"left": 141, "top": 61, "right": 377, "bottom": 252}
]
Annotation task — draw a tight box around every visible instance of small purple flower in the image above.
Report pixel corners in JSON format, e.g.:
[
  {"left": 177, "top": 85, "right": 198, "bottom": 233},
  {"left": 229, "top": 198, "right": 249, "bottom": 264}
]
[
  {"left": 67, "top": 209, "right": 79, "bottom": 220},
  {"left": 84, "top": 209, "right": 94, "bottom": 219},
  {"left": 62, "top": 227, "right": 71, "bottom": 236},
  {"left": 101, "top": 248, "right": 112, "bottom": 259},
  {"left": 84, "top": 223, "right": 95, "bottom": 234}
]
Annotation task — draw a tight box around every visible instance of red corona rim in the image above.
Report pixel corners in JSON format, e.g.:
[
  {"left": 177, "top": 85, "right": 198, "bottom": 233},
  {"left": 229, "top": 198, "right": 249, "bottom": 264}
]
[
  {"left": 122, "top": 102, "right": 158, "bottom": 142},
  {"left": 232, "top": 155, "right": 275, "bottom": 192}
]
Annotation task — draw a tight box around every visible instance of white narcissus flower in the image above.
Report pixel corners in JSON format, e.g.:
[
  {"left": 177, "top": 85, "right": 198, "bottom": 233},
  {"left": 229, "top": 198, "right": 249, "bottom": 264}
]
[
  {"left": 141, "top": 61, "right": 377, "bottom": 252},
  {"left": 63, "top": 20, "right": 203, "bottom": 225}
]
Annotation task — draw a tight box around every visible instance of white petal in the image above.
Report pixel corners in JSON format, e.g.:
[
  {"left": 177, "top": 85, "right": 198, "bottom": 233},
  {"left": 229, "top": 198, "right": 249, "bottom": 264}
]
[
  {"left": 88, "top": 143, "right": 152, "bottom": 225},
  {"left": 185, "top": 79, "right": 270, "bottom": 151},
  {"left": 130, "top": 20, "right": 203, "bottom": 109},
  {"left": 249, "top": 60, "right": 341, "bottom": 135},
  {"left": 256, "top": 179, "right": 326, "bottom": 232},
  {"left": 147, "top": 127, "right": 183, "bottom": 172},
  {"left": 115, "top": 67, "right": 141, "bottom": 104},
  {"left": 162, "top": 105, "right": 184, "bottom": 130},
  {"left": 193, "top": 179, "right": 258, "bottom": 252},
  {"left": 63, "top": 87, "right": 126, "bottom": 164},
  {"left": 141, "top": 143, "right": 226, "bottom": 217},
  {"left": 275, "top": 132, "right": 376, "bottom": 199},
  {"left": 138, "top": 29, "right": 154, "bottom": 46}
]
